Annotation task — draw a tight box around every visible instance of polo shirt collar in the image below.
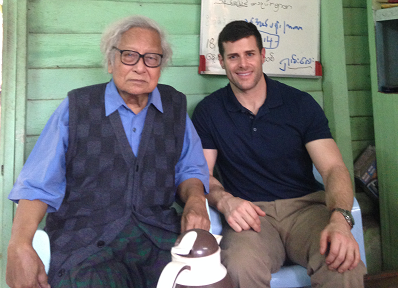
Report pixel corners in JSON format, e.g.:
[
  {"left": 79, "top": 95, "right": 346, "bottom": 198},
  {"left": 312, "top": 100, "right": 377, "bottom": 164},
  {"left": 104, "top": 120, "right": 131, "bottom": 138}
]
[
  {"left": 105, "top": 79, "right": 163, "bottom": 116},
  {"left": 225, "top": 73, "right": 283, "bottom": 113}
]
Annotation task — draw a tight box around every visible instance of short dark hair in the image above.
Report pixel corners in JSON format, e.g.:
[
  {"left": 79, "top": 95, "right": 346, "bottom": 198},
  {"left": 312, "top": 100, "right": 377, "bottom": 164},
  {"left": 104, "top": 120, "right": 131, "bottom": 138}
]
[{"left": 218, "top": 21, "right": 263, "bottom": 58}]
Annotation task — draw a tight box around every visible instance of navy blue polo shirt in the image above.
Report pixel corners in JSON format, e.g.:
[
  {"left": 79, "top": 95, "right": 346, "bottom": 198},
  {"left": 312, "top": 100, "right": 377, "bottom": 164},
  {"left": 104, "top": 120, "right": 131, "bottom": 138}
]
[{"left": 192, "top": 74, "right": 332, "bottom": 201}]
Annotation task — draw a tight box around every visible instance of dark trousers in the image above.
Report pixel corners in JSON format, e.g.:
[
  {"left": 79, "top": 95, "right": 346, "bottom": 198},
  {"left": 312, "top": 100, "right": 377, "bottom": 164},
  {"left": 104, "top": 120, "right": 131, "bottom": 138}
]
[{"left": 55, "top": 222, "right": 177, "bottom": 288}]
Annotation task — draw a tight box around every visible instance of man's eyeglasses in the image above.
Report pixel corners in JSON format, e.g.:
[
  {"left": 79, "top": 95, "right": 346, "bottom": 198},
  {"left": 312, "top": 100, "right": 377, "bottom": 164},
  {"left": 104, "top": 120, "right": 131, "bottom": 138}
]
[{"left": 113, "top": 47, "right": 163, "bottom": 68}]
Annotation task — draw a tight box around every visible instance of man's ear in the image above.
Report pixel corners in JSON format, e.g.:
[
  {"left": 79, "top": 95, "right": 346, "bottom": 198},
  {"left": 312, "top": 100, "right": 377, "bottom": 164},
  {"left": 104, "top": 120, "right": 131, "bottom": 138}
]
[
  {"left": 107, "top": 60, "right": 113, "bottom": 74},
  {"left": 218, "top": 54, "right": 225, "bottom": 69},
  {"left": 261, "top": 48, "right": 266, "bottom": 64}
]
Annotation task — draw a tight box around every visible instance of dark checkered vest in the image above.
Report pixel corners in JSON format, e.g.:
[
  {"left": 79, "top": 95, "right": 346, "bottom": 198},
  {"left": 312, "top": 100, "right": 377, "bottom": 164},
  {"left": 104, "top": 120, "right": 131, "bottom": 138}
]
[{"left": 45, "top": 82, "right": 186, "bottom": 283}]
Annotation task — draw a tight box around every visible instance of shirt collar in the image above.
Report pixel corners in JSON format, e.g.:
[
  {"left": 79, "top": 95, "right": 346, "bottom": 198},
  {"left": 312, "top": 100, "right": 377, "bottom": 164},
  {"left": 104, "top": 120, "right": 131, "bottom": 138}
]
[
  {"left": 225, "top": 73, "right": 283, "bottom": 113},
  {"left": 105, "top": 79, "right": 163, "bottom": 116}
]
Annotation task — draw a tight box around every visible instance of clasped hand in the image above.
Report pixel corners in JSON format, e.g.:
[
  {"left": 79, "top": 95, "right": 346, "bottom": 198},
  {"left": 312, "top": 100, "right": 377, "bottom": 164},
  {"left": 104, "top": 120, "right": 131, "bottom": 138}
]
[{"left": 220, "top": 196, "right": 266, "bottom": 232}]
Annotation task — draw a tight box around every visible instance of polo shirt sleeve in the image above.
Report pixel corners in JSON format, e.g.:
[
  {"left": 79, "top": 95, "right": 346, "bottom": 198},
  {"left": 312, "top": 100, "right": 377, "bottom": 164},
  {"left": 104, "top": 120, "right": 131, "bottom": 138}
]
[
  {"left": 8, "top": 98, "right": 69, "bottom": 212},
  {"left": 300, "top": 94, "right": 333, "bottom": 144},
  {"left": 191, "top": 99, "right": 217, "bottom": 150}
]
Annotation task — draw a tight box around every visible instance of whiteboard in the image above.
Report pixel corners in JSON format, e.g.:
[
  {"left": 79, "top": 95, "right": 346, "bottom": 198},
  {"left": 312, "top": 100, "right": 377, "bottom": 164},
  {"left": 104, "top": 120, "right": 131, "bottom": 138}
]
[{"left": 199, "top": 0, "right": 321, "bottom": 78}]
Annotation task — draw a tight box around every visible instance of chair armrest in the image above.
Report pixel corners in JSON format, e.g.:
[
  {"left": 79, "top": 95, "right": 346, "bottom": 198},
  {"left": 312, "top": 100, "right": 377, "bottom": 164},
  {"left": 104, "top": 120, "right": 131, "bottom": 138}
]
[
  {"left": 209, "top": 205, "right": 223, "bottom": 235},
  {"left": 351, "top": 197, "right": 367, "bottom": 267},
  {"left": 32, "top": 230, "right": 51, "bottom": 274}
]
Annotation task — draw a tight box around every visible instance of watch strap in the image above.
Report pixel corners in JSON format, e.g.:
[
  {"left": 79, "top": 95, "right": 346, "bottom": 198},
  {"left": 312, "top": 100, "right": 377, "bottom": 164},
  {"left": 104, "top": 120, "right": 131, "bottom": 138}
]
[{"left": 331, "top": 208, "right": 355, "bottom": 229}]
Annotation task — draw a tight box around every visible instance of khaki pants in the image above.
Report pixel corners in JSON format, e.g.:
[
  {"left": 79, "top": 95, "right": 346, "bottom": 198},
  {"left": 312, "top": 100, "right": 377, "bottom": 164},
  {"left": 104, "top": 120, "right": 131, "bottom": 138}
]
[{"left": 220, "top": 191, "right": 366, "bottom": 288}]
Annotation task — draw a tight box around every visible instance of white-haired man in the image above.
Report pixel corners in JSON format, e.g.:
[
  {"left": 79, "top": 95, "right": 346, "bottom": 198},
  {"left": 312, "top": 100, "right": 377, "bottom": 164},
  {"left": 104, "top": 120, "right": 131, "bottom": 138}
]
[{"left": 7, "top": 15, "right": 210, "bottom": 288}]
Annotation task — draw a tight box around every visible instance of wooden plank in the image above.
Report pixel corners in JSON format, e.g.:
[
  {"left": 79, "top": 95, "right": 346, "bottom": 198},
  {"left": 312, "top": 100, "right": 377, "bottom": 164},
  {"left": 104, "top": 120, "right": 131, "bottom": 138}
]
[
  {"left": 344, "top": 36, "right": 370, "bottom": 65},
  {"left": 272, "top": 77, "right": 323, "bottom": 92},
  {"left": 351, "top": 140, "right": 375, "bottom": 161},
  {"left": 321, "top": 0, "right": 354, "bottom": 176},
  {"left": 26, "top": 92, "right": 206, "bottom": 156},
  {"left": 24, "top": 91, "right": 323, "bottom": 154},
  {"left": 26, "top": 100, "right": 63, "bottom": 136},
  {"left": 348, "top": 90, "right": 373, "bottom": 117},
  {"left": 28, "top": 1, "right": 200, "bottom": 35},
  {"left": 343, "top": 0, "right": 366, "bottom": 8},
  {"left": 188, "top": 91, "right": 324, "bottom": 116},
  {"left": 26, "top": 94, "right": 218, "bottom": 136},
  {"left": 187, "top": 94, "right": 207, "bottom": 116},
  {"left": 1, "top": 1, "right": 28, "bottom": 286},
  {"left": 27, "top": 68, "right": 112, "bottom": 100},
  {"left": 350, "top": 116, "right": 375, "bottom": 141},
  {"left": 343, "top": 8, "right": 368, "bottom": 36},
  {"left": 27, "top": 67, "right": 324, "bottom": 101},
  {"left": 28, "top": 34, "right": 200, "bottom": 68},
  {"left": 346, "top": 65, "right": 371, "bottom": 91},
  {"left": 25, "top": 136, "right": 39, "bottom": 161},
  {"left": 308, "top": 91, "right": 324, "bottom": 108},
  {"left": 92, "top": 0, "right": 200, "bottom": 3}
]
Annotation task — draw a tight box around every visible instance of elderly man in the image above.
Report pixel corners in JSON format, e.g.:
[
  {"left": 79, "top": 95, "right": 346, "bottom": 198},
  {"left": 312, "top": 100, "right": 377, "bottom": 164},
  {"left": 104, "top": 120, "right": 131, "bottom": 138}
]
[
  {"left": 7, "top": 16, "right": 210, "bottom": 288},
  {"left": 192, "top": 20, "right": 366, "bottom": 287}
]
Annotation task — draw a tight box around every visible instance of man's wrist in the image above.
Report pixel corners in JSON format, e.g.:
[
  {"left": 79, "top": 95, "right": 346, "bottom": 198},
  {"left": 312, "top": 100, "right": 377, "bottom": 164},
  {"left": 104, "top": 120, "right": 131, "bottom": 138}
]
[
  {"left": 331, "top": 208, "right": 355, "bottom": 229},
  {"left": 216, "top": 192, "right": 234, "bottom": 214}
]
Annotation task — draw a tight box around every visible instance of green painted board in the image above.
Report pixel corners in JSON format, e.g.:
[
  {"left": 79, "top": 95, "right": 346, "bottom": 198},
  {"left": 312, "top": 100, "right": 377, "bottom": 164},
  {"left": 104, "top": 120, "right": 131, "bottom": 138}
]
[
  {"left": 28, "top": 1, "right": 201, "bottom": 35},
  {"left": 28, "top": 34, "right": 200, "bottom": 68}
]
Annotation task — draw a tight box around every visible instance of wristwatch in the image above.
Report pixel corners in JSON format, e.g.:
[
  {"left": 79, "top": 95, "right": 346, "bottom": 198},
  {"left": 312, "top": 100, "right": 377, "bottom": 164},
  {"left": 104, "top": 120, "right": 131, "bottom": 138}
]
[{"left": 332, "top": 208, "right": 355, "bottom": 229}]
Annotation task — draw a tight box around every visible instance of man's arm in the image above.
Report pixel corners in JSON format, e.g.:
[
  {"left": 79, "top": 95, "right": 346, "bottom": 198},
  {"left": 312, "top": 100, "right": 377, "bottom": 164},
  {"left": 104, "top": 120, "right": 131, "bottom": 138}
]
[
  {"left": 306, "top": 138, "right": 361, "bottom": 273},
  {"left": 6, "top": 199, "right": 51, "bottom": 288},
  {"left": 204, "top": 149, "right": 265, "bottom": 233},
  {"left": 177, "top": 178, "right": 210, "bottom": 232},
  {"left": 175, "top": 116, "right": 212, "bottom": 233}
]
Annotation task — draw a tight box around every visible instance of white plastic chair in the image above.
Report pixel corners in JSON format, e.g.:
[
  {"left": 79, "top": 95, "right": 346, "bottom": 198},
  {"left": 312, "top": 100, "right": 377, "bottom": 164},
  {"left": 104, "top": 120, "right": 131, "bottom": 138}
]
[{"left": 32, "top": 229, "right": 51, "bottom": 274}]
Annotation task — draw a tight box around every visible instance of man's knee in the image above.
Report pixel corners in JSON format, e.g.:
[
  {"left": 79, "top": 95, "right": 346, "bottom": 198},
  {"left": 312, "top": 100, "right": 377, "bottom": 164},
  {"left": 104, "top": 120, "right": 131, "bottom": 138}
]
[{"left": 309, "top": 259, "right": 367, "bottom": 288}]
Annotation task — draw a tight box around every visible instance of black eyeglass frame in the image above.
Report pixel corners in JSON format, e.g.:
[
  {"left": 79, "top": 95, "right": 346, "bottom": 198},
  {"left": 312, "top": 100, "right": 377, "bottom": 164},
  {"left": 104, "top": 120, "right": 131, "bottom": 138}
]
[{"left": 112, "top": 46, "right": 163, "bottom": 68}]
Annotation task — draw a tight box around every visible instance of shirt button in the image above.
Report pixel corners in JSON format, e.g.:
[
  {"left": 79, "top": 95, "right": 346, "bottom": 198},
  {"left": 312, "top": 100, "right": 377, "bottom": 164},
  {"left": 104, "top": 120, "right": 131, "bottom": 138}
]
[
  {"left": 133, "top": 128, "right": 136, "bottom": 132},
  {"left": 97, "top": 240, "right": 105, "bottom": 248},
  {"left": 250, "top": 116, "right": 254, "bottom": 119},
  {"left": 58, "top": 269, "right": 65, "bottom": 277},
  {"left": 253, "top": 128, "right": 257, "bottom": 132}
]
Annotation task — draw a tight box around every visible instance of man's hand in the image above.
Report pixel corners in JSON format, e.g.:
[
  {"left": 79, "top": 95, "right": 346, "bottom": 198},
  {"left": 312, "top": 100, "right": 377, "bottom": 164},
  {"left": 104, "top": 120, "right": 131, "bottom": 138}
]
[
  {"left": 178, "top": 178, "right": 211, "bottom": 232},
  {"left": 319, "top": 212, "right": 361, "bottom": 273},
  {"left": 6, "top": 242, "right": 51, "bottom": 288},
  {"left": 219, "top": 195, "right": 266, "bottom": 232},
  {"left": 181, "top": 194, "right": 210, "bottom": 232}
]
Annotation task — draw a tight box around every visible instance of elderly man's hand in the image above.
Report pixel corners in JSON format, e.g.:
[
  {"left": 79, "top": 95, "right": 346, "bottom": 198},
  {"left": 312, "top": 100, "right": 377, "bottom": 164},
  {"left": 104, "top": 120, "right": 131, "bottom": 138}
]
[
  {"left": 181, "top": 195, "right": 210, "bottom": 232},
  {"left": 6, "top": 241, "right": 51, "bottom": 288}
]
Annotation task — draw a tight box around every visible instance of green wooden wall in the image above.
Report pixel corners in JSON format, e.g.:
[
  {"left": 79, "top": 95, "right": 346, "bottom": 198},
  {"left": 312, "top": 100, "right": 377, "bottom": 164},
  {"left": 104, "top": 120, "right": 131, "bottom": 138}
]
[
  {"left": 343, "top": 0, "right": 375, "bottom": 161},
  {"left": 367, "top": 2, "right": 398, "bottom": 271},
  {"left": 1, "top": 0, "right": 363, "bottom": 285}
]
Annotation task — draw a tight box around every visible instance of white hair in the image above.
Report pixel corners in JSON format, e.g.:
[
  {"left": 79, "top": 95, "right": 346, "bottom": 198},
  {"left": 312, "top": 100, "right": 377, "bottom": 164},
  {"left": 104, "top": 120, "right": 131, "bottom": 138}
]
[{"left": 100, "top": 15, "right": 173, "bottom": 70}]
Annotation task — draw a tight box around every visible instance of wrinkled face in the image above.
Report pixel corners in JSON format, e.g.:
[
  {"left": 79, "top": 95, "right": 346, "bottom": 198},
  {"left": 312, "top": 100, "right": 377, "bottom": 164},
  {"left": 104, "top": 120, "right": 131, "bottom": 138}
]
[
  {"left": 218, "top": 36, "right": 265, "bottom": 94},
  {"left": 108, "top": 27, "right": 162, "bottom": 100}
]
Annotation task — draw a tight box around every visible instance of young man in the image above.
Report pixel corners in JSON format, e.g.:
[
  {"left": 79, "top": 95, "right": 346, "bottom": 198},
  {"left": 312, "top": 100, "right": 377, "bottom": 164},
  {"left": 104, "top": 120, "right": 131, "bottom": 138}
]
[
  {"left": 192, "top": 20, "right": 366, "bottom": 287},
  {"left": 7, "top": 16, "right": 210, "bottom": 288}
]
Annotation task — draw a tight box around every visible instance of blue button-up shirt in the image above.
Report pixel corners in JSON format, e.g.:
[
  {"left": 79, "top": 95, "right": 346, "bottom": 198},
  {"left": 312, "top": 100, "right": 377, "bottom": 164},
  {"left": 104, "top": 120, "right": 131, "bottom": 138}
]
[{"left": 9, "top": 80, "right": 209, "bottom": 212}]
